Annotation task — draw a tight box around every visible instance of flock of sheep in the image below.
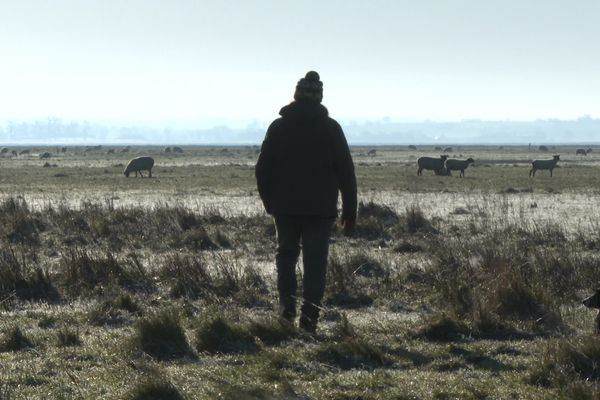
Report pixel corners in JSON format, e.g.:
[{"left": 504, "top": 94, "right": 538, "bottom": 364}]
[{"left": 417, "top": 153, "right": 568, "bottom": 178}]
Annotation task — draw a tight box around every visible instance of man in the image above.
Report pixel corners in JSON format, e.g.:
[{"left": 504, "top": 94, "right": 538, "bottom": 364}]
[{"left": 255, "top": 71, "right": 357, "bottom": 333}]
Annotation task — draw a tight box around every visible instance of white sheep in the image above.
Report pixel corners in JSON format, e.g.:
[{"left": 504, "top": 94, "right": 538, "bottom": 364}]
[
  {"left": 445, "top": 158, "right": 475, "bottom": 177},
  {"left": 529, "top": 155, "right": 560, "bottom": 177}
]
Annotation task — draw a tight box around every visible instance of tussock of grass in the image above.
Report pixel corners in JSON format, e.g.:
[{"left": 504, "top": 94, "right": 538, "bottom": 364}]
[
  {"left": 0, "top": 326, "right": 33, "bottom": 352},
  {"left": 194, "top": 317, "right": 258, "bottom": 354},
  {"left": 0, "top": 247, "right": 59, "bottom": 302},
  {"left": 58, "top": 250, "right": 150, "bottom": 296},
  {"left": 127, "top": 379, "right": 185, "bottom": 400},
  {"left": 248, "top": 316, "right": 297, "bottom": 345},
  {"left": 88, "top": 292, "right": 142, "bottom": 326},
  {"left": 355, "top": 201, "right": 400, "bottom": 240},
  {"left": 314, "top": 338, "right": 390, "bottom": 370},
  {"left": 133, "top": 310, "right": 193, "bottom": 360},
  {"left": 57, "top": 326, "right": 81, "bottom": 347},
  {"left": 325, "top": 251, "right": 389, "bottom": 308},
  {"left": 393, "top": 239, "right": 425, "bottom": 253},
  {"left": 159, "top": 254, "right": 268, "bottom": 306},
  {"left": 0, "top": 197, "right": 44, "bottom": 244},
  {"left": 529, "top": 336, "right": 600, "bottom": 388},
  {"left": 403, "top": 205, "right": 436, "bottom": 234},
  {"left": 415, "top": 314, "right": 471, "bottom": 342}
]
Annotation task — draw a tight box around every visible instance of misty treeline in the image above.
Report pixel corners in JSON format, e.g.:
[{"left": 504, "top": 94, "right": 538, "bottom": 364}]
[{"left": 1, "top": 116, "right": 599, "bottom": 145}]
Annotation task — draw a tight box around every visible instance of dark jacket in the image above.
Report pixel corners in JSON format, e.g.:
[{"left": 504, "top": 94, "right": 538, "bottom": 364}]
[{"left": 255, "top": 101, "right": 357, "bottom": 220}]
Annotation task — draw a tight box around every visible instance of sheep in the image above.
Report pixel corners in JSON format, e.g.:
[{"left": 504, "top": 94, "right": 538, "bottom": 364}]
[
  {"left": 124, "top": 156, "right": 154, "bottom": 178},
  {"left": 417, "top": 155, "right": 448, "bottom": 176},
  {"left": 529, "top": 155, "right": 560, "bottom": 177},
  {"left": 576, "top": 148, "right": 587, "bottom": 156},
  {"left": 582, "top": 289, "right": 600, "bottom": 334},
  {"left": 172, "top": 146, "right": 184, "bottom": 154},
  {"left": 445, "top": 157, "right": 475, "bottom": 177}
]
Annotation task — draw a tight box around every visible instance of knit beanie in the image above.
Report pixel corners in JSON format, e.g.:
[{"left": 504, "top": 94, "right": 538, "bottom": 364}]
[{"left": 294, "top": 71, "right": 323, "bottom": 103}]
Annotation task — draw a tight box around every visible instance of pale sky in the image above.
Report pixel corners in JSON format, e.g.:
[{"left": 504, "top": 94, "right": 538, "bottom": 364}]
[{"left": 1, "top": 0, "right": 599, "bottom": 123}]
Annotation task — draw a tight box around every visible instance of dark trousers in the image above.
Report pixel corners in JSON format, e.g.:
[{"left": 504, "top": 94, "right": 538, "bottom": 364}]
[{"left": 274, "top": 215, "right": 335, "bottom": 324}]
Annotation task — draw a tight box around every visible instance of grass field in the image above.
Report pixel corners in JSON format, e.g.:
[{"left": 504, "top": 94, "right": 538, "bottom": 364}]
[{"left": 1, "top": 145, "right": 599, "bottom": 399}]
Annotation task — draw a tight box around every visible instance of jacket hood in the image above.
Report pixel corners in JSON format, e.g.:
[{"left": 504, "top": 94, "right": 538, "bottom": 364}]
[{"left": 279, "top": 101, "right": 329, "bottom": 121}]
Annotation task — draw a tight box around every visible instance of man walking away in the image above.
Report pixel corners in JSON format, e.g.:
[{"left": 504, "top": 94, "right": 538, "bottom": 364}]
[{"left": 255, "top": 71, "right": 357, "bottom": 333}]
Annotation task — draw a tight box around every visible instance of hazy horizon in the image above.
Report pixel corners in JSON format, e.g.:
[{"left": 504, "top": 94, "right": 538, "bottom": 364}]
[{"left": 1, "top": 0, "right": 599, "bottom": 124}]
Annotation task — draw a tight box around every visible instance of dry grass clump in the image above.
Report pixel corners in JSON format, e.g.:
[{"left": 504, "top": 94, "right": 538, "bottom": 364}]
[
  {"left": 425, "top": 233, "right": 567, "bottom": 335},
  {"left": 88, "top": 292, "right": 142, "bottom": 326},
  {"left": 325, "top": 251, "right": 387, "bottom": 308},
  {"left": 194, "top": 317, "right": 258, "bottom": 354},
  {"left": 0, "top": 197, "right": 44, "bottom": 244},
  {"left": 126, "top": 379, "right": 186, "bottom": 400},
  {"left": 355, "top": 201, "right": 400, "bottom": 240},
  {"left": 529, "top": 336, "right": 600, "bottom": 397},
  {"left": 133, "top": 310, "right": 194, "bottom": 360},
  {"left": 57, "top": 326, "right": 81, "bottom": 347},
  {"left": 0, "top": 246, "right": 59, "bottom": 302},
  {"left": 314, "top": 338, "right": 390, "bottom": 370},
  {"left": 248, "top": 316, "right": 297, "bottom": 345},
  {"left": 58, "top": 250, "right": 151, "bottom": 297},
  {"left": 0, "top": 326, "right": 33, "bottom": 352},
  {"left": 158, "top": 254, "right": 269, "bottom": 307}
]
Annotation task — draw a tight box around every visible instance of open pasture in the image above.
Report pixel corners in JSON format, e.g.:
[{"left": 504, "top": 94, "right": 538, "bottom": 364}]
[{"left": 1, "top": 145, "right": 600, "bottom": 399}]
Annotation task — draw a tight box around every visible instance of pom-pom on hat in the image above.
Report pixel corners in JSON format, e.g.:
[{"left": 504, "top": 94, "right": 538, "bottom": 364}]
[{"left": 294, "top": 71, "right": 323, "bottom": 103}]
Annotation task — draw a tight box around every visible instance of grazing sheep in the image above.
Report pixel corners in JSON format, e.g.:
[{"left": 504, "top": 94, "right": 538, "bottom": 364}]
[
  {"left": 443, "top": 147, "right": 453, "bottom": 153},
  {"left": 445, "top": 158, "right": 475, "bottom": 177},
  {"left": 582, "top": 289, "right": 600, "bottom": 334},
  {"left": 39, "top": 152, "right": 51, "bottom": 159},
  {"left": 417, "top": 155, "right": 448, "bottom": 176},
  {"left": 172, "top": 146, "right": 184, "bottom": 154},
  {"left": 367, "top": 149, "right": 377, "bottom": 156},
  {"left": 19, "top": 149, "right": 30, "bottom": 155},
  {"left": 576, "top": 148, "right": 587, "bottom": 156},
  {"left": 408, "top": 145, "right": 417, "bottom": 150},
  {"left": 529, "top": 155, "right": 560, "bottom": 177},
  {"left": 124, "top": 156, "right": 154, "bottom": 178}
]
